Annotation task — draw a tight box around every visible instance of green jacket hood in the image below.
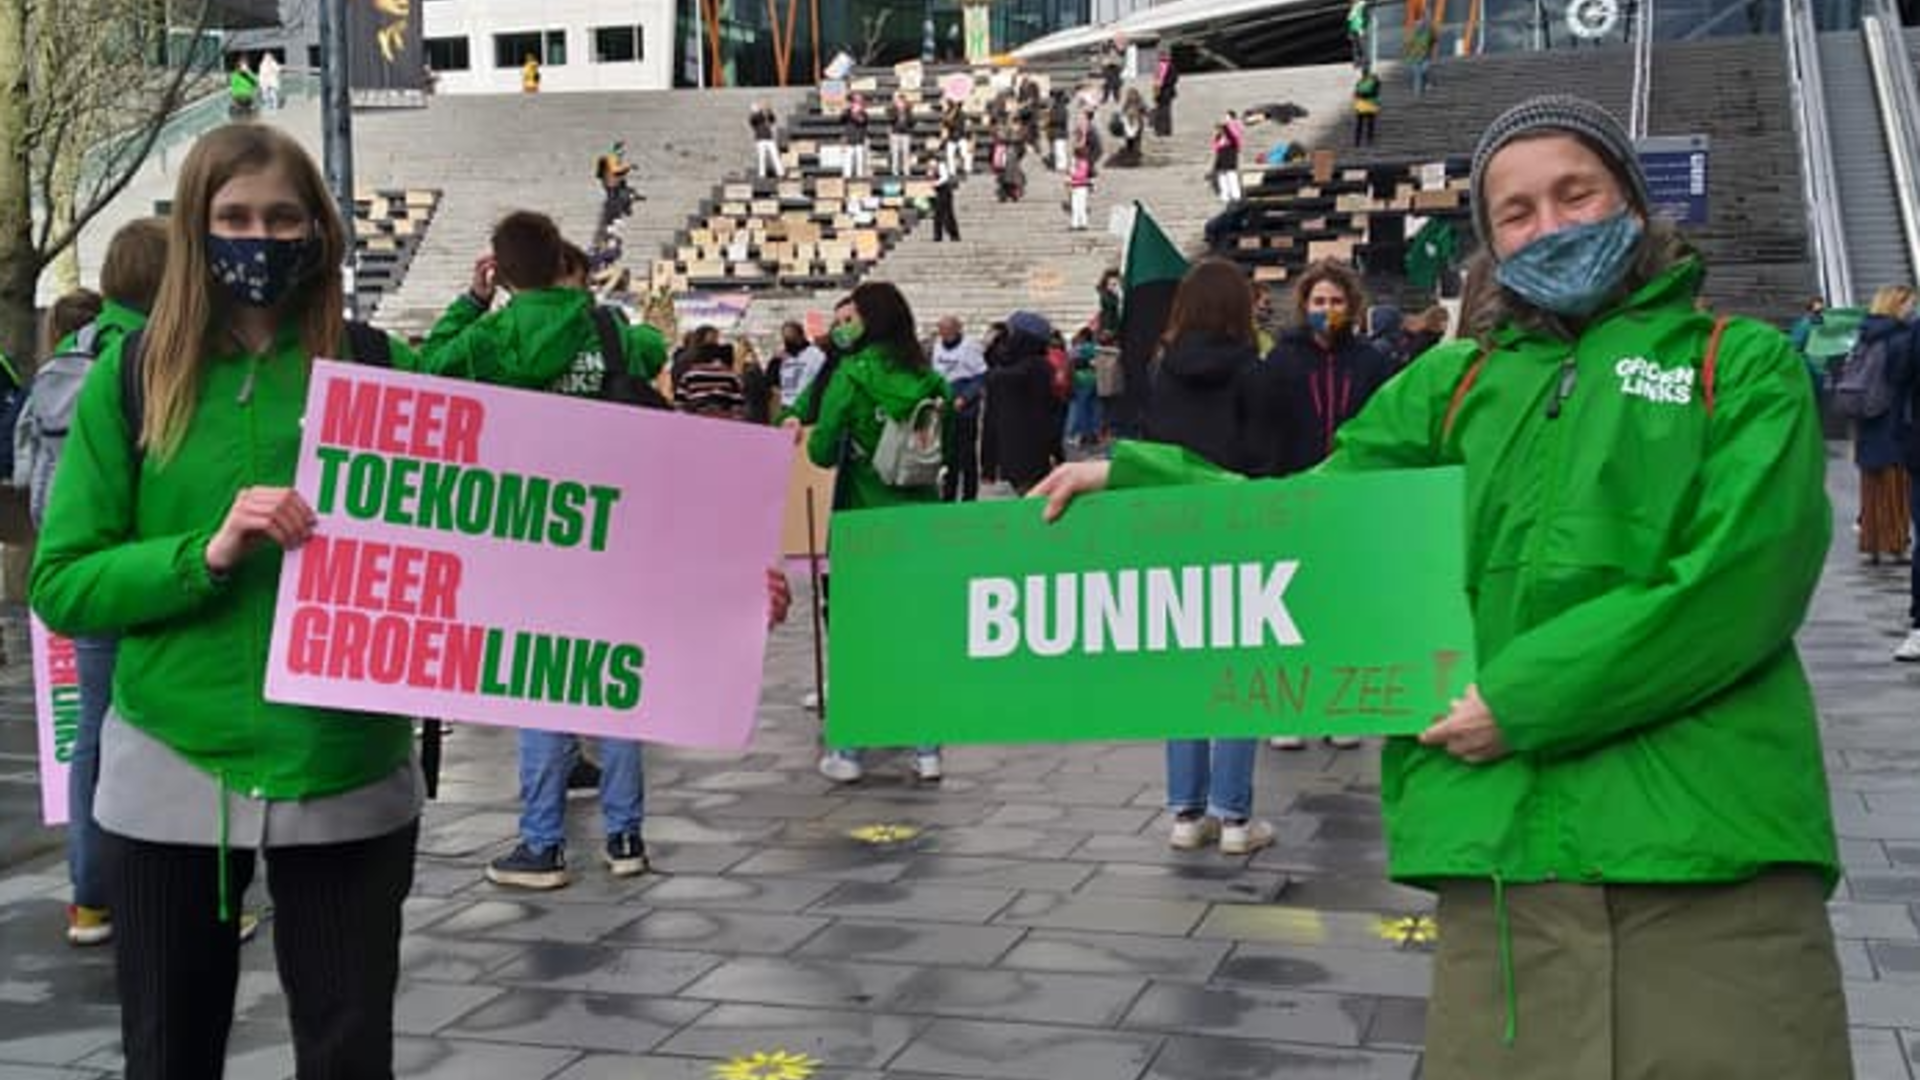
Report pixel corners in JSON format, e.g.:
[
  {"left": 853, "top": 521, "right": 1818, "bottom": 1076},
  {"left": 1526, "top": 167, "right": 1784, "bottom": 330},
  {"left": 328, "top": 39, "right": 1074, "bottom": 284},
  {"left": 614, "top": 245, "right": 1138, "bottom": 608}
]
[
  {"left": 491, "top": 288, "right": 595, "bottom": 369},
  {"left": 843, "top": 346, "right": 947, "bottom": 419}
]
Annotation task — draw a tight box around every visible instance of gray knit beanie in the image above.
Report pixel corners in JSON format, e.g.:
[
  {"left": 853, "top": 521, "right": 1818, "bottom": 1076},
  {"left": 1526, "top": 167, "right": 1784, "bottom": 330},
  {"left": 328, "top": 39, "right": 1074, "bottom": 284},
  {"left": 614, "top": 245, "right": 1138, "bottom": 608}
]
[{"left": 1469, "top": 95, "right": 1650, "bottom": 249}]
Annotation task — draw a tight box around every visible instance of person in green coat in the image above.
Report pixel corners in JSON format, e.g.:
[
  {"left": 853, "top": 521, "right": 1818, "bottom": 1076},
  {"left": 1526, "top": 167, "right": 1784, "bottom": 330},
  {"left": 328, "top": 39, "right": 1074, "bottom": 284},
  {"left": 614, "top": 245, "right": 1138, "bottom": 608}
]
[
  {"left": 1030, "top": 95, "right": 1847, "bottom": 1079},
  {"left": 795, "top": 281, "right": 952, "bottom": 784},
  {"left": 31, "top": 123, "right": 422, "bottom": 1079}
]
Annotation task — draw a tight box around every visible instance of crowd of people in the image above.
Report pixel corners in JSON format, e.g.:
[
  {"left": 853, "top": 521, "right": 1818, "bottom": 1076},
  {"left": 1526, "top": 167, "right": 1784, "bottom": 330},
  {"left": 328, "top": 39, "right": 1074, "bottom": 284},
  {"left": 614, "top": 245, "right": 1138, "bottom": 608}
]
[{"left": 0, "top": 43, "right": 1869, "bottom": 1079}]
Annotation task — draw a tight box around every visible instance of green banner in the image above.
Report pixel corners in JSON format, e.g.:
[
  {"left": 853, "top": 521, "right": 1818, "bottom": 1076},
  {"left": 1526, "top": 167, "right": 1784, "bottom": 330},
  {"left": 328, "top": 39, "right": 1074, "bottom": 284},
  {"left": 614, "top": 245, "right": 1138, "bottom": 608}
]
[{"left": 827, "top": 468, "right": 1476, "bottom": 747}]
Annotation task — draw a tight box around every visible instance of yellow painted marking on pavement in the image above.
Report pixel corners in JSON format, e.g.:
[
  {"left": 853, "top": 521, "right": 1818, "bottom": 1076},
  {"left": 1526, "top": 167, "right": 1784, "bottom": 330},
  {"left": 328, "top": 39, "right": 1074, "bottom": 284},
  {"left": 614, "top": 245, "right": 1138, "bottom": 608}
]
[
  {"left": 1378, "top": 914, "right": 1439, "bottom": 946},
  {"left": 848, "top": 823, "right": 922, "bottom": 845},
  {"left": 712, "top": 1049, "right": 821, "bottom": 1080}
]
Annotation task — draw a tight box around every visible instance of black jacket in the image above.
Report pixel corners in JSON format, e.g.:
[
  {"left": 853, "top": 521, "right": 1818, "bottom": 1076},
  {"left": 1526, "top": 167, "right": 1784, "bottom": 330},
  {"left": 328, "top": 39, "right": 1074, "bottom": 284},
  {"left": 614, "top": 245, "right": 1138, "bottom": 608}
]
[
  {"left": 984, "top": 330, "right": 1059, "bottom": 490},
  {"left": 1144, "top": 333, "right": 1261, "bottom": 473},
  {"left": 1247, "top": 328, "right": 1396, "bottom": 477}
]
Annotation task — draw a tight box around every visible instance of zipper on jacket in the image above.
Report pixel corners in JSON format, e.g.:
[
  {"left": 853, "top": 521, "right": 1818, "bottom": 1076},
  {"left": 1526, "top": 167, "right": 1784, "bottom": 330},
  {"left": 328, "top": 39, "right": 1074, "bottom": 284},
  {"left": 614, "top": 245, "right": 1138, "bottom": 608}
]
[
  {"left": 1544, "top": 360, "right": 1577, "bottom": 419},
  {"left": 241, "top": 354, "right": 266, "bottom": 791}
]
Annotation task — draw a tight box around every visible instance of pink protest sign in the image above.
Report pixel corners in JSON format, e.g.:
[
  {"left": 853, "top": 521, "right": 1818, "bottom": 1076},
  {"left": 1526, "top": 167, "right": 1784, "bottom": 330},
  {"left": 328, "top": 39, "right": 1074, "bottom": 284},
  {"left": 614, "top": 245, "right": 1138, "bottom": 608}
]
[
  {"left": 30, "top": 615, "right": 75, "bottom": 825},
  {"left": 264, "top": 362, "right": 794, "bottom": 749}
]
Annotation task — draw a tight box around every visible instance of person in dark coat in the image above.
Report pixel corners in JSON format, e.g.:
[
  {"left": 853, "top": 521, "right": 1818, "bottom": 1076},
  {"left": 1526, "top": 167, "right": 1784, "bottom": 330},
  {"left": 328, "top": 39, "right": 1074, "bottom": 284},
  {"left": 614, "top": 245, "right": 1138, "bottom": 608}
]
[
  {"left": 1144, "top": 259, "right": 1263, "bottom": 473},
  {"left": 1248, "top": 259, "right": 1396, "bottom": 478},
  {"left": 1852, "top": 288, "right": 1915, "bottom": 563},
  {"left": 985, "top": 310, "right": 1061, "bottom": 493}
]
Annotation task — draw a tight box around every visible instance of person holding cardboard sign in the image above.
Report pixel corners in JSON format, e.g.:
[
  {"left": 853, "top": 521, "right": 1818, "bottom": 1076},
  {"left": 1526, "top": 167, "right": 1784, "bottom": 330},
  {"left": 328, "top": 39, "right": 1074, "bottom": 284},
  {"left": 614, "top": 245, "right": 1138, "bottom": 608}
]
[
  {"left": 1033, "top": 96, "right": 1846, "bottom": 1079},
  {"left": 31, "top": 124, "right": 425, "bottom": 1080}
]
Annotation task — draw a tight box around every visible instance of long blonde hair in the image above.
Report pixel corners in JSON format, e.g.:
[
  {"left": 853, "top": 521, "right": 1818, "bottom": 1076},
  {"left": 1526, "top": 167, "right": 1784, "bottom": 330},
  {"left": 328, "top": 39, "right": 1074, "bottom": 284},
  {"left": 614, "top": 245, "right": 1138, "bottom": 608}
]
[
  {"left": 140, "top": 124, "right": 346, "bottom": 459},
  {"left": 1870, "top": 285, "right": 1915, "bottom": 318}
]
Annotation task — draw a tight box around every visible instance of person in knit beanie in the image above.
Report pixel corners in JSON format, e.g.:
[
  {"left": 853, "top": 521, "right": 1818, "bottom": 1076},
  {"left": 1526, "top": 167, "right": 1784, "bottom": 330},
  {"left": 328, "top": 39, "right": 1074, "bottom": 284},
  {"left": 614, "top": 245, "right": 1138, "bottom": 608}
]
[{"left": 1026, "top": 94, "right": 1847, "bottom": 1079}]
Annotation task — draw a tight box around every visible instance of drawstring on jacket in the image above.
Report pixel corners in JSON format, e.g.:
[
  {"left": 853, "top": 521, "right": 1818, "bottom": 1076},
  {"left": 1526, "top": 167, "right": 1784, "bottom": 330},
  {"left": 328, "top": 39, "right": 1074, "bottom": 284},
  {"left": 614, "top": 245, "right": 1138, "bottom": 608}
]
[
  {"left": 216, "top": 775, "right": 232, "bottom": 924},
  {"left": 1494, "top": 873, "right": 1517, "bottom": 1046}
]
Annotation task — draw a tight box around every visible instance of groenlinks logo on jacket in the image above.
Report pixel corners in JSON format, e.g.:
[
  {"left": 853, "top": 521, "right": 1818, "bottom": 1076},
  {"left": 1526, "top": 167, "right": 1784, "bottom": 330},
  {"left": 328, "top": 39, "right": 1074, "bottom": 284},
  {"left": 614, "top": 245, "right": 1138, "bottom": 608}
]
[
  {"left": 550, "top": 352, "right": 609, "bottom": 397},
  {"left": 1614, "top": 355, "right": 1695, "bottom": 406}
]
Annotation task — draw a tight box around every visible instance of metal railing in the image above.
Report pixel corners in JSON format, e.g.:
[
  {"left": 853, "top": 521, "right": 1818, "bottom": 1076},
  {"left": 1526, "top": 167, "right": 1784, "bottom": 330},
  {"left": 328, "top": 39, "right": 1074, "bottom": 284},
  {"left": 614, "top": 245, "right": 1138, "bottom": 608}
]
[
  {"left": 1629, "top": 0, "right": 1656, "bottom": 138},
  {"left": 1783, "top": 0, "right": 1854, "bottom": 306},
  {"left": 1862, "top": 0, "right": 1920, "bottom": 285}
]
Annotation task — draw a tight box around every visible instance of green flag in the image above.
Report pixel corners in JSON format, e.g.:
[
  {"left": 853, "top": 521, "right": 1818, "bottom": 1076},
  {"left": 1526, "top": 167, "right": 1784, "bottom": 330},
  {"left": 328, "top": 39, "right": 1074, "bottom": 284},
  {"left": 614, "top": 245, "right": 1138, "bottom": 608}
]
[{"left": 1115, "top": 204, "right": 1189, "bottom": 432}]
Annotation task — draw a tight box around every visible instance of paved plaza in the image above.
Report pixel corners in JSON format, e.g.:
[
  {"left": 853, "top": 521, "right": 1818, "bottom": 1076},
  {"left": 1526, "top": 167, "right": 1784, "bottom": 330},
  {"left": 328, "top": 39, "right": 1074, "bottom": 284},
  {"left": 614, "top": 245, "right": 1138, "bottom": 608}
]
[{"left": 0, "top": 449, "right": 1917, "bottom": 1079}]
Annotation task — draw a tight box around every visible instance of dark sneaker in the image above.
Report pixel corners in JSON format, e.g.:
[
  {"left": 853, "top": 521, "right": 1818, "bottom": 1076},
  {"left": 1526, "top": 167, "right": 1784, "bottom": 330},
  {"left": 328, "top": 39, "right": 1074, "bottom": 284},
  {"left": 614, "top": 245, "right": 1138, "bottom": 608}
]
[
  {"left": 486, "top": 843, "right": 570, "bottom": 890},
  {"left": 567, "top": 757, "right": 602, "bottom": 791},
  {"left": 604, "top": 832, "right": 650, "bottom": 877}
]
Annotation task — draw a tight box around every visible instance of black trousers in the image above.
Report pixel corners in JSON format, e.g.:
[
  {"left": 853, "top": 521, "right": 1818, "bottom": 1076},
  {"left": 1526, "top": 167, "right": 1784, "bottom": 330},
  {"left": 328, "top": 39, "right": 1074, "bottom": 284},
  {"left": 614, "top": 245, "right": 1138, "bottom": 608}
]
[
  {"left": 933, "top": 185, "right": 960, "bottom": 241},
  {"left": 106, "top": 821, "right": 418, "bottom": 1080},
  {"left": 943, "top": 406, "right": 981, "bottom": 502},
  {"left": 1354, "top": 112, "right": 1377, "bottom": 146}
]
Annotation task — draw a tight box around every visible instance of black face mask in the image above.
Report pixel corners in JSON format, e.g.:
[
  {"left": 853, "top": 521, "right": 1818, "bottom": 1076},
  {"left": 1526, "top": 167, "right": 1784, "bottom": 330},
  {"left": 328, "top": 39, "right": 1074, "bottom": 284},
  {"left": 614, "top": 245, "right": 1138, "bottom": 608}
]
[{"left": 940, "top": 336, "right": 961, "bottom": 349}]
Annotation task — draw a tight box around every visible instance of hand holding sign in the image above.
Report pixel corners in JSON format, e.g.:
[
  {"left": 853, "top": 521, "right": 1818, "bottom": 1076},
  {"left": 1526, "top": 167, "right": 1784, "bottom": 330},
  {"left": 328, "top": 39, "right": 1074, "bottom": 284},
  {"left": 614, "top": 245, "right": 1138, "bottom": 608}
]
[
  {"left": 1419, "top": 684, "right": 1509, "bottom": 764},
  {"left": 1032, "top": 460, "right": 1111, "bottom": 523},
  {"left": 208, "top": 487, "right": 318, "bottom": 573}
]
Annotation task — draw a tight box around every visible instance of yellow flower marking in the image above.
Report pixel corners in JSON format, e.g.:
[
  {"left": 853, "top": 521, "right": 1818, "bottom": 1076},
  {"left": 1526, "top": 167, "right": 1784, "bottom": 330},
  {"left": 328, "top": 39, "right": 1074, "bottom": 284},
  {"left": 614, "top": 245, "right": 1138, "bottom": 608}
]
[
  {"left": 712, "top": 1049, "right": 821, "bottom": 1080},
  {"left": 1378, "top": 914, "right": 1439, "bottom": 946},
  {"left": 848, "top": 823, "right": 921, "bottom": 845}
]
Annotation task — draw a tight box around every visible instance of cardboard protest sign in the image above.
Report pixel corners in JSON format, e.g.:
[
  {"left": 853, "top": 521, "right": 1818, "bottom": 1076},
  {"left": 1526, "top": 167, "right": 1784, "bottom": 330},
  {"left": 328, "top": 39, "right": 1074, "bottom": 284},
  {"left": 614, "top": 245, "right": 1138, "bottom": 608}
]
[
  {"left": 265, "top": 362, "right": 792, "bottom": 749},
  {"left": 30, "top": 616, "right": 76, "bottom": 825},
  {"left": 781, "top": 430, "right": 835, "bottom": 560},
  {"left": 827, "top": 468, "right": 1474, "bottom": 746}
]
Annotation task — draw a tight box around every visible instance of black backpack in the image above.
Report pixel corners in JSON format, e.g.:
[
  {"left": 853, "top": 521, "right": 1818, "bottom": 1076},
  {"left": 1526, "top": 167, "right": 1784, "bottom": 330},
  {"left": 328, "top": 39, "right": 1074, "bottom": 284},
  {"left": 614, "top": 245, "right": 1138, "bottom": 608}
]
[
  {"left": 588, "top": 306, "right": 671, "bottom": 410},
  {"left": 118, "top": 321, "right": 394, "bottom": 445},
  {"left": 0, "top": 350, "right": 28, "bottom": 481}
]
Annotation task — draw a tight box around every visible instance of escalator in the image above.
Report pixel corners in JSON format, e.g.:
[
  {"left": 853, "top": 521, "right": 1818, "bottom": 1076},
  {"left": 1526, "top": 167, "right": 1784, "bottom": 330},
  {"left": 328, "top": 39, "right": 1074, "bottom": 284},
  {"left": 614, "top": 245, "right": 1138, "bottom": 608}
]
[{"left": 1819, "top": 29, "right": 1914, "bottom": 296}]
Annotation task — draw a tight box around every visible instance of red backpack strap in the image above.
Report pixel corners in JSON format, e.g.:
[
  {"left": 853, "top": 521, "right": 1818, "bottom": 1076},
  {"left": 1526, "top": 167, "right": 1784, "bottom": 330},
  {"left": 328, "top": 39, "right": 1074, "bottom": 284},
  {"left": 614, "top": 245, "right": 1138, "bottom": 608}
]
[
  {"left": 1441, "top": 350, "right": 1488, "bottom": 443},
  {"left": 1701, "top": 314, "right": 1732, "bottom": 416}
]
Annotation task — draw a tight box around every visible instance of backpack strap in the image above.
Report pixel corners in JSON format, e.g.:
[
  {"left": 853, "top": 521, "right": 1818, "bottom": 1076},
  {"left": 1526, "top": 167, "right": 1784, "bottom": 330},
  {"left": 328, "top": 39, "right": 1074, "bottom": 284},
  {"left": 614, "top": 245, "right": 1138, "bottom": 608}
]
[
  {"left": 590, "top": 306, "right": 670, "bottom": 410},
  {"left": 1702, "top": 314, "right": 1731, "bottom": 417},
  {"left": 1440, "top": 349, "right": 1488, "bottom": 444}
]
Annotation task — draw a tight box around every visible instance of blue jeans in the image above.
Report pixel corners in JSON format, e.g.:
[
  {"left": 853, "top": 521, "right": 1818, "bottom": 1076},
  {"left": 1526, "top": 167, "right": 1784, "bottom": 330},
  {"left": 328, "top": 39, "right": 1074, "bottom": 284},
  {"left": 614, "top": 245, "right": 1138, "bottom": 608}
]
[
  {"left": 68, "top": 636, "right": 116, "bottom": 908},
  {"left": 518, "top": 730, "right": 643, "bottom": 852},
  {"left": 1066, "top": 385, "right": 1103, "bottom": 440},
  {"left": 1166, "top": 738, "right": 1257, "bottom": 820},
  {"left": 1910, "top": 472, "right": 1919, "bottom": 627}
]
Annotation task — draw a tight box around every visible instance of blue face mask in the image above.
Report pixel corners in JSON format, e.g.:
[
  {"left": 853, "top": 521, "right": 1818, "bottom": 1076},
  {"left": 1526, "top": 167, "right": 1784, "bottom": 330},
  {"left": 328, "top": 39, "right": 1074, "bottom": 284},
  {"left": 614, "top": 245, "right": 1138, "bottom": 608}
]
[
  {"left": 1494, "top": 211, "right": 1643, "bottom": 319},
  {"left": 207, "top": 234, "right": 316, "bottom": 308}
]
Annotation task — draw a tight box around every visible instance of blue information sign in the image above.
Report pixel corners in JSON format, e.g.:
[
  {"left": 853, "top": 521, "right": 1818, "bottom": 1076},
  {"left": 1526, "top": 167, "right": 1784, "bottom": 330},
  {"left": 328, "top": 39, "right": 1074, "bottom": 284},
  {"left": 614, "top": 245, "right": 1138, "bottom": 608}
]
[{"left": 1637, "top": 134, "right": 1710, "bottom": 227}]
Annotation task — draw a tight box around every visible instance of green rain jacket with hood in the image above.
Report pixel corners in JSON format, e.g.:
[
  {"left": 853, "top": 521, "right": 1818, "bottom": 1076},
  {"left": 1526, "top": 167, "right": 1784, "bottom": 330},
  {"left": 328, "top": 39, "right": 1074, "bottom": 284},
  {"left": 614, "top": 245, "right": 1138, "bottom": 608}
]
[
  {"left": 420, "top": 286, "right": 667, "bottom": 395},
  {"left": 1107, "top": 258, "right": 1840, "bottom": 890},
  {"left": 806, "top": 342, "right": 952, "bottom": 510}
]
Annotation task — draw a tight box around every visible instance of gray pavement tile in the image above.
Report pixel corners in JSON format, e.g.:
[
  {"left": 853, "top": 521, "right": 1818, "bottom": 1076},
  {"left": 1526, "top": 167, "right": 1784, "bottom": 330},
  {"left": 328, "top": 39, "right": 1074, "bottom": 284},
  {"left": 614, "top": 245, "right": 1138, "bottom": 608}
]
[
  {"left": 1272, "top": 875, "right": 1434, "bottom": 913},
  {"left": 404, "top": 894, "right": 476, "bottom": 931},
  {"left": 679, "top": 956, "right": 921, "bottom": 1010},
  {"left": 979, "top": 778, "right": 1151, "bottom": 807},
  {"left": 70, "top": 1019, "right": 294, "bottom": 1080},
  {"left": 489, "top": 943, "right": 724, "bottom": 996},
  {"left": 1844, "top": 840, "right": 1896, "bottom": 872},
  {"left": 817, "top": 799, "right": 1001, "bottom": 829},
  {"left": 809, "top": 882, "right": 1020, "bottom": 924},
  {"left": 996, "top": 892, "right": 1211, "bottom": 936},
  {"left": 656, "top": 1003, "right": 924, "bottom": 1067},
  {"left": 441, "top": 989, "right": 710, "bottom": 1054},
  {"left": 1831, "top": 901, "right": 1920, "bottom": 941},
  {"left": 1193, "top": 905, "right": 1450, "bottom": 952},
  {"left": 0, "top": 874, "right": 63, "bottom": 906},
  {"left": 1903, "top": 1031, "right": 1920, "bottom": 1075},
  {"left": 409, "top": 858, "right": 486, "bottom": 898},
  {"left": 1362, "top": 997, "right": 1427, "bottom": 1050},
  {"left": 1870, "top": 940, "right": 1920, "bottom": 982},
  {"left": 895, "top": 854, "right": 1099, "bottom": 892},
  {"left": 890, "top": 1018, "right": 1161, "bottom": 1080},
  {"left": 549, "top": 1054, "right": 885, "bottom": 1080},
  {"left": 1075, "top": 862, "right": 1288, "bottom": 904},
  {"left": 0, "top": 1066, "right": 107, "bottom": 1080},
  {"left": 1854, "top": 874, "right": 1920, "bottom": 903},
  {"left": 422, "top": 899, "right": 646, "bottom": 943},
  {"left": 996, "top": 929, "right": 1232, "bottom": 981},
  {"left": 1890, "top": 845, "right": 1920, "bottom": 869},
  {"left": 1849, "top": 978, "right": 1920, "bottom": 1027},
  {"left": 1122, "top": 983, "right": 1374, "bottom": 1045},
  {"left": 1840, "top": 937, "right": 1878, "bottom": 981},
  {"left": 640, "top": 815, "right": 788, "bottom": 847},
  {"left": 981, "top": 803, "right": 1159, "bottom": 834},
  {"left": 0, "top": 1003, "right": 119, "bottom": 1066},
  {"left": 1852, "top": 1028, "right": 1914, "bottom": 1080},
  {"left": 470, "top": 866, "right": 658, "bottom": 906},
  {"left": 0, "top": 924, "right": 117, "bottom": 1008},
  {"left": 390, "top": 1035, "right": 581, "bottom": 1080},
  {"left": 888, "top": 967, "right": 1149, "bottom": 1025},
  {"left": 645, "top": 843, "right": 755, "bottom": 875},
  {"left": 726, "top": 845, "right": 916, "bottom": 883},
  {"left": 793, "top": 920, "right": 1026, "bottom": 966},
  {"left": 416, "top": 810, "right": 523, "bottom": 858},
  {"left": 682, "top": 768, "right": 842, "bottom": 795},
  {"left": 1144, "top": 1034, "right": 1420, "bottom": 1080},
  {"left": 640, "top": 873, "right": 841, "bottom": 913},
  {"left": 1215, "top": 943, "right": 1434, "bottom": 998},
  {"left": 605, "top": 909, "right": 830, "bottom": 955},
  {"left": 399, "top": 935, "right": 525, "bottom": 983},
  {"left": 1063, "top": 829, "right": 1297, "bottom": 867},
  {"left": 680, "top": 791, "right": 846, "bottom": 820},
  {"left": 919, "top": 826, "right": 1088, "bottom": 859},
  {"left": 394, "top": 982, "right": 511, "bottom": 1036}
]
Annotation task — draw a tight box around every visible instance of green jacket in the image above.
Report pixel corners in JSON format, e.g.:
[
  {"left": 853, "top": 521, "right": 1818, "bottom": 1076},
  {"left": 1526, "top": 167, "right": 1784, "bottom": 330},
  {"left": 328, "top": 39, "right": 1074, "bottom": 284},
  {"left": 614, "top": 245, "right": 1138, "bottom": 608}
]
[
  {"left": 31, "top": 327, "right": 420, "bottom": 799},
  {"left": 1111, "top": 260, "right": 1839, "bottom": 888},
  {"left": 418, "top": 287, "right": 666, "bottom": 393},
  {"left": 230, "top": 68, "right": 259, "bottom": 103},
  {"left": 806, "top": 344, "right": 951, "bottom": 511}
]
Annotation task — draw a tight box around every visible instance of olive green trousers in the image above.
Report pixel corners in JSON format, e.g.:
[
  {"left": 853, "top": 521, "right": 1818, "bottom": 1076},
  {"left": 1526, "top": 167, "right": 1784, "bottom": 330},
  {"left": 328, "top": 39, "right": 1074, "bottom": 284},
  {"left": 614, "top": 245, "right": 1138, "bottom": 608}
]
[{"left": 1425, "top": 869, "right": 1852, "bottom": 1080}]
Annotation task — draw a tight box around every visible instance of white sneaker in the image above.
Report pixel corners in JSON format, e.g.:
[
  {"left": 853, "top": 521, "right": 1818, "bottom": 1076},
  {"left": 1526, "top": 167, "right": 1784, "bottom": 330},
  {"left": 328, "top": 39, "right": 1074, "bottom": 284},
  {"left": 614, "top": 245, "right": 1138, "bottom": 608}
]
[
  {"left": 802, "top": 690, "right": 822, "bottom": 711},
  {"left": 1219, "top": 818, "right": 1276, "bottom": 855},
  {"left": 912, "top": 751, "right": 944, "bottom": 782},
  {"left": 818, "top": 751, "right": 863, "bottom": 783},
  {"left": 1269, "top": 736, "right": 1307, "bottom": 750},
  {"left": 1895, "top": 629, "right": 1920, "bottom": 662},
  {"left": 1168, "top": 815, "right": 1221, "bottom": 850},
  {"left": 1326, "top": 736, "right": 1363, "bottom": 749}
]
